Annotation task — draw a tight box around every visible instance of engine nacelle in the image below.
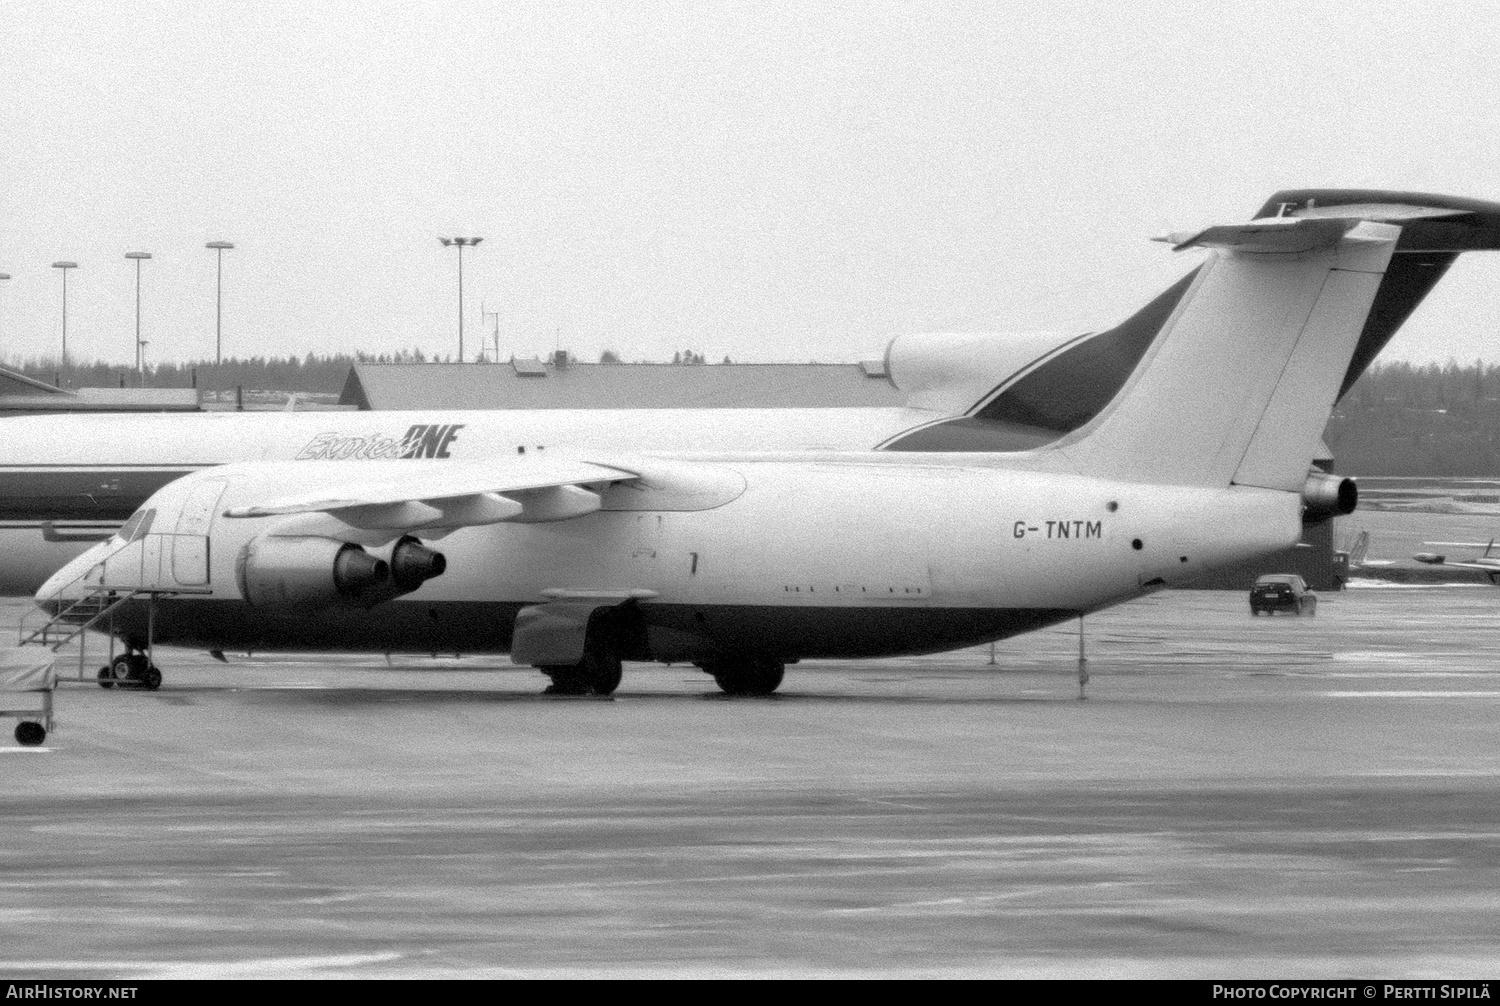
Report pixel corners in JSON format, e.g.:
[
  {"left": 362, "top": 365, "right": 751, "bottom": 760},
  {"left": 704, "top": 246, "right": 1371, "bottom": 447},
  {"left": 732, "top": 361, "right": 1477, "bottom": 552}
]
[
  {"left": 1302, "top": 472, "right": 1358, "bottom": 523},
  {"left": 236, "top": 536, "right": 411, "bottom": 610},
  {"left": 389, "top": 535, "right": 447, "bottom": 592},
  {"left": 883, "top": 330, "right": 1082, "bottom": 414}
]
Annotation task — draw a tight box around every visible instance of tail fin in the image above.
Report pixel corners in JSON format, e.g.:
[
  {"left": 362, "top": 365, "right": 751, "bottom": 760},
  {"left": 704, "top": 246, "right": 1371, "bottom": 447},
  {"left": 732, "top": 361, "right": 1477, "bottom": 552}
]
[
  {"left": 1046, "top": 192, "right": 1500, "bottom": 490},
  {"left": 1347, "top": 530, "right": 1369, "bottom": 568}
]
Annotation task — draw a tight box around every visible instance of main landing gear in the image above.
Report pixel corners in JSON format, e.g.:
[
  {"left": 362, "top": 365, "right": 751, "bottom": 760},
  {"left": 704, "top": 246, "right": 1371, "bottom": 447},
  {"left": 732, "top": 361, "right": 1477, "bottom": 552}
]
[
  {"left": 540, "top": 647, "right": 624, "bottom": 697},
  {"left": 701, "top": 657, "right": 785, "bottom": 697},
  {"left": 96, "top": 651, "right": 162, "bottom": 691}
]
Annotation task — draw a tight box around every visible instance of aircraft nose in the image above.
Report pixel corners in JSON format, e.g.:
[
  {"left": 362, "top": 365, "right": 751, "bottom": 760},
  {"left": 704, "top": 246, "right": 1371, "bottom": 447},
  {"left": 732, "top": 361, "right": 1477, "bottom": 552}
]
[{"left": 36, "top": 544, "right": 104, "bottom": 602}]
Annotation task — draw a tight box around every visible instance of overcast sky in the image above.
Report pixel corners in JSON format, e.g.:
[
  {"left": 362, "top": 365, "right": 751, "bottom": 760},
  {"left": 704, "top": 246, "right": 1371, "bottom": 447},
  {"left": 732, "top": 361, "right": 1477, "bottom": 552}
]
[{"left": 1, "top": 2, "right": 1497, "bottom": 369}]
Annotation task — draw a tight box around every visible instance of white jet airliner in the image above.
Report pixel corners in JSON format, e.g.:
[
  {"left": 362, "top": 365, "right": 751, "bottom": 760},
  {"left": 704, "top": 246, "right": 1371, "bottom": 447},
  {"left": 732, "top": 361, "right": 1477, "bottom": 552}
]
[{"left": 30, "top": 189, "right": 1500, "bottom": 695}]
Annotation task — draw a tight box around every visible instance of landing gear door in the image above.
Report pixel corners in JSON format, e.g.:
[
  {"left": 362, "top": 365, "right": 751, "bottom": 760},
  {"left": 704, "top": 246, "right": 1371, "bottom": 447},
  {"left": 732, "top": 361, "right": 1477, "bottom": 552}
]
[{"left": 171, "top": 480, "right": 227, "bottom": 586}]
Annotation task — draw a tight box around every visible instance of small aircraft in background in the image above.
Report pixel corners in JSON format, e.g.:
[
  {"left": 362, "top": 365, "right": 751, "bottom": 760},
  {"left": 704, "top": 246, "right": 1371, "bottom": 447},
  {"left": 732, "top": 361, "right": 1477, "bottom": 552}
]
[
  {"left": 1337, "top": 530, "right": 1397, "bottom": 575},
  {"left": 1413, "top": 540, "right": 1500, "bottom": 582}
]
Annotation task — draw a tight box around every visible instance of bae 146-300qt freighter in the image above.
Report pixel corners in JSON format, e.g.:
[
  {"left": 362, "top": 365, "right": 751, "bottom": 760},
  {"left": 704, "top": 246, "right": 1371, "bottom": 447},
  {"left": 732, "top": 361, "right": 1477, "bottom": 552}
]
[{"left": 27, "top": 189, "right": 1500, "bottom": 696}]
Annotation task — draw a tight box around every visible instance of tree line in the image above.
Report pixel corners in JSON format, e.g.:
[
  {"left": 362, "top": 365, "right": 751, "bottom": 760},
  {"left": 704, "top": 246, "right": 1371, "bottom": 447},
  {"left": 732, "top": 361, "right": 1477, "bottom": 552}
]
[
  {"left": 1325, "top": 360, "right": 1500, "bottom": 475},
  {"left": 8, "top": 353, "right": 361, "bottom": 394},
  {"left": 5, "top": 347, "right": 732, "bottom": 395}
]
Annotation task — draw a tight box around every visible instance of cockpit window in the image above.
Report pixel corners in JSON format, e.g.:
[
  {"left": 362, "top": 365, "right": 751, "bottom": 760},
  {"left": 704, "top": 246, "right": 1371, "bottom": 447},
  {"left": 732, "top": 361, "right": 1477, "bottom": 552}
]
[
  {"left": 114, "top": 508, "right": 156, "bottom": 543},
  {"left": 115, "top": 511, "right": 144, "bottom": 542}
]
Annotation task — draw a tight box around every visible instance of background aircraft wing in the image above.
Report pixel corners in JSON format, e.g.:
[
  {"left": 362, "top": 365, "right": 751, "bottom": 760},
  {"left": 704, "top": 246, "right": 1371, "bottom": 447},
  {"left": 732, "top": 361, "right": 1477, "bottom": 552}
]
[{"left": 1421, "top": 541, "right": 1500, "bottom": 550}]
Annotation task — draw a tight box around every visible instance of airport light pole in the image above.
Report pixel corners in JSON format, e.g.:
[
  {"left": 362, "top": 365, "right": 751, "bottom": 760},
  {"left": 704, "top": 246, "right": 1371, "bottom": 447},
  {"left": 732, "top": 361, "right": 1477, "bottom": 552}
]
[
  {"left": 125, "top": 252, "right": 151, "bottom": 385},
  {"left": 206, "top": 241, "right": 233, "bottom": 365},
  {"left": 51, "top": 261, "right": 77, "bottom": 371},
  {"left": 480, "top": 301, "right": 499, "bottom": 362},
  {"left": 439, "top": 237, "right": 482, "bottom": 362},
  {"left": 0, "top": 273, "right": 9, "bottom": 356}
]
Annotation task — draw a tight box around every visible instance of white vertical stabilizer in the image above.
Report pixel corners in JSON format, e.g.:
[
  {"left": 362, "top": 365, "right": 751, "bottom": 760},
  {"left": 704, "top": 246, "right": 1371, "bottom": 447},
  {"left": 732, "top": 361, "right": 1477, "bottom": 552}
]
[{"left": 1050, "top": 218, "right": 1400, "bottom": 488}]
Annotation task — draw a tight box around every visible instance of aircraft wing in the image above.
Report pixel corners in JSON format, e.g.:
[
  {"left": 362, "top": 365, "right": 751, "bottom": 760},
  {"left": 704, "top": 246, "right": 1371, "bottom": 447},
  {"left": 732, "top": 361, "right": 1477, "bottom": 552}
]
[
  {"left": 1415, "top": 559, "right": 1500, "bottom": 573},
  {"left": 1415, "top": 539, "right": 1500, "bottom": 574},
  {"left": 1421, "top": 541, "right": 1500, "bottom": 550},
  {"left": 223, "top": 457, "right": 641, "bottom": 535}
]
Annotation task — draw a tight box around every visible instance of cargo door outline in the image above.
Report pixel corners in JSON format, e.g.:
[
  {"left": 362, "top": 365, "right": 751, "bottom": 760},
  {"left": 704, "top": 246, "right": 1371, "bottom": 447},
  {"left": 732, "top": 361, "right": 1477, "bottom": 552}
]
[
  {"left": 101, "top": 508, "right": 155, "bottom": 589},
  {"left": 139, "top": 534, "right": 169, "bottom": 589},
  {"left": 171, "top": 481, "right": 227, "bottom": 586}
]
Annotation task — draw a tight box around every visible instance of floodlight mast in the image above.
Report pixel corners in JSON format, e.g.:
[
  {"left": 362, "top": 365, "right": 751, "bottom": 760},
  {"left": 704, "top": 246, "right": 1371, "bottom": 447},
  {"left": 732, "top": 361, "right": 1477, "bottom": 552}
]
[
  {"left": 125, "top": 252, "right": 152, "bottom": 384},
  {"left": 206, "top": 241, "right": 234, "bottom": 365},
  {"left": 51, "top": 261, "right": 77, "bottom": 371},
  {"left": 481, "top": 301, "right": 500, "bottom": 362},
  {"left": 0, "top": 272, "right": 9, "bottom": 358},
  {"left": 440, "top": 236, "right": 483, "bottom": 361}
]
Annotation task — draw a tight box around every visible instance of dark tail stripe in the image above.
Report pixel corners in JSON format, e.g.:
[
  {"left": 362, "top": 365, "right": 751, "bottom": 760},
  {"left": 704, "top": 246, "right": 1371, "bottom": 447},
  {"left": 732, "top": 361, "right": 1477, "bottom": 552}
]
[{"left": 881, "top": 267, "right": 1201, "bottom": 453}]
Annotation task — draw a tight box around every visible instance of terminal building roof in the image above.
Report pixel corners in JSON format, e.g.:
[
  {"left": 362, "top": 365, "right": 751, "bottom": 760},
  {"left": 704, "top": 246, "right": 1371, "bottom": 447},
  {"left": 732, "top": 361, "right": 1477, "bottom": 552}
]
[{"left": 338, "top": 359, "right": 903, "bottom": 411}]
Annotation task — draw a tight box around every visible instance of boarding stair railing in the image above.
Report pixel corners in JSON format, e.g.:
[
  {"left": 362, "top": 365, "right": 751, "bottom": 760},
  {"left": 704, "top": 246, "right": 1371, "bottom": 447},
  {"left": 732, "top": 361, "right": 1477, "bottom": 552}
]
[
  {"left": 18, "top": 556, "right": 145, "bottom": 686},
  {"left": 17, "top": 535, "right": 211, "bottom": 686},
  {"left": 18, "top": 584, "right": 147, "bottom": 652}
]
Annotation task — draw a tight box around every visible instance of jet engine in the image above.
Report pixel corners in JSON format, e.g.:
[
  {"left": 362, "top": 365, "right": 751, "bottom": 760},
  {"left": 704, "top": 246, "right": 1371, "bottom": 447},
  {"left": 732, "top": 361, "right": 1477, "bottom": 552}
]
[
  {"left": 388, "top": 535, "right": 446, "bottom": 592},
  {"left": 236, "top": 535, "right": 445, "bottom": 610},
  {"left": 1302, "top": 471, "right": 1358, "bottom": 523},
  {"left": 883, "top": 330, "right": 1081, "bottom": 413}
]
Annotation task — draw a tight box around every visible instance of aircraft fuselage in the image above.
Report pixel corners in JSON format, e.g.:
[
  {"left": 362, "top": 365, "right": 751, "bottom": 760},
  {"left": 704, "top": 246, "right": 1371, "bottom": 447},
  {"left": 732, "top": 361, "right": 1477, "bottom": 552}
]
[{"left": 47, "top": 459, "right": 1300, "bottom": 661}]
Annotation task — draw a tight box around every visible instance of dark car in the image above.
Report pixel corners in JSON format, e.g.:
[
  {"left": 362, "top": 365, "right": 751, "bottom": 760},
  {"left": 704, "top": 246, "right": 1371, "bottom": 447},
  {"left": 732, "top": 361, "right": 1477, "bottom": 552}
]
[{"left": 1249, "top": 574, "right": 1317, "bottom": 616}]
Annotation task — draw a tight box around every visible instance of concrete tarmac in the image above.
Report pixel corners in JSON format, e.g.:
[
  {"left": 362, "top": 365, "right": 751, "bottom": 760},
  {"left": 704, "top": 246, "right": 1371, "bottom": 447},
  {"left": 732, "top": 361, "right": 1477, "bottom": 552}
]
[{"left": 2, "top": 587, "right": 1500, "bottom": 978}]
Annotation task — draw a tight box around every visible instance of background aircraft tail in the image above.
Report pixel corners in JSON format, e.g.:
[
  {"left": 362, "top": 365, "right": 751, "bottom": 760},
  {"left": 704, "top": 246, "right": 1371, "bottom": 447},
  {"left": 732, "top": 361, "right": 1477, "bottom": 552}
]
[
  {"left": 1044, "top": 191, "right": 1500, "bottom": 490},
  {"left": 1346, "top": 529, "right": 1370, "bottom": 568}
]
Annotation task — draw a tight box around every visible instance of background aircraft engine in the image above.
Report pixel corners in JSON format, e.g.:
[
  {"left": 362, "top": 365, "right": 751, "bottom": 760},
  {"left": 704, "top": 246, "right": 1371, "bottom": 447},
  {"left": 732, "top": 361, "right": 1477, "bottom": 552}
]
[
  {"left": 236, "top": 536, "right": 392, "bottom": 610},
  {"left": 1302, "top": 472, "right": 1358, "bottom": 523}
]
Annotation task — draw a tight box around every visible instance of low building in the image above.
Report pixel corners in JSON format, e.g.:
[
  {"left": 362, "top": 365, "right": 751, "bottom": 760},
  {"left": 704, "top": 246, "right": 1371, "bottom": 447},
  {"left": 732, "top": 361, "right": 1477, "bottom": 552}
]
[
  {"left": 338, "top": 358, "right": 903, "bottom": 411},
  {"left": 0, "top": 367, "right": 199, "bottom": 415}
]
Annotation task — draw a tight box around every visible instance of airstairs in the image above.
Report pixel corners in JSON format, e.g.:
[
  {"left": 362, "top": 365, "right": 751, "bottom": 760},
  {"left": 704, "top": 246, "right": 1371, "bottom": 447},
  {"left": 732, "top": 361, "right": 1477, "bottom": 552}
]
[
  {"left": 19, "top": 579, "right": 158, "bottom": 689},
  {"left": 18, "top": 545, "right": 210, "bottom": 689},
  {"left": 18, "top": 585, "right": 146, "bottom": 651}
]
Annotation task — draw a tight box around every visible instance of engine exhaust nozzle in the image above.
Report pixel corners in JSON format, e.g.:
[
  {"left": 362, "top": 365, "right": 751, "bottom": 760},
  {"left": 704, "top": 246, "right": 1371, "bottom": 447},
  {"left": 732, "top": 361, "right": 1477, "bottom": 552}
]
[
  {"left": 333, "top": 544, "right": 389, "bottom": 598},
  {"left": 1302, "top": 472, "right": 1357, "bottom": 523},
  {"left": 390, "top": 536, "right": 447, "bottom": 592}
]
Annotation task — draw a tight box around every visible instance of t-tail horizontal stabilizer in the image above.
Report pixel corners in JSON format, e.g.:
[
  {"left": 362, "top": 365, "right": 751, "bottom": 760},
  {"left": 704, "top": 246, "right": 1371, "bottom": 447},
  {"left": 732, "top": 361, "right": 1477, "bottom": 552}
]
[
  {"left": 1047, "top": 191, "right": 1500, "bottom": 493},
  {"left": 1265, "top": 191, "right": 1500, "bottom": 399},
  {"left": 1154, "top": 215, "right": 1363, "bottom": 254}
]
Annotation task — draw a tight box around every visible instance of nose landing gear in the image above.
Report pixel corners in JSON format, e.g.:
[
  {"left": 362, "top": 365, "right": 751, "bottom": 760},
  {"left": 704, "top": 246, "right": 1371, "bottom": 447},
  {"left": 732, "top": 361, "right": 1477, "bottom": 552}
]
[{"left": 96, "top": 651, "right": 161, "bottom": 691}]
